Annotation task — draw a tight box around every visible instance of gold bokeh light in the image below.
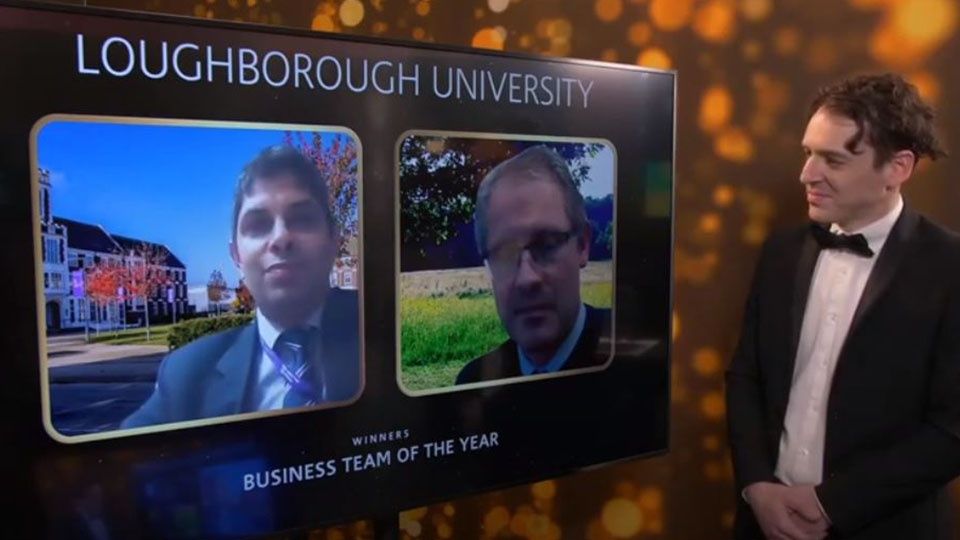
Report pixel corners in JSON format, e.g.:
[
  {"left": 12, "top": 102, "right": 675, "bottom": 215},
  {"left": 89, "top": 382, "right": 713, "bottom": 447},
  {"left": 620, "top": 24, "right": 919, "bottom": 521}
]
[
  {"left": 338, "top": 0, "right": 364, "bottom": 27},
  {"left": 472, "top": 27, "right": 506, "bottom": 50},
  {"left": 650, "top": 0, "right": 694, "bottom": 30},
  {"left": 595, "top": 0, "right": 624, "bottom": 22},
  {"left": 699, "top": 85, "right": 734, "bottom": 134},
  {"left": 693, "top": 0, "right": 738, "bottom": 43},
  {"left": 637, "top": 47, "right": 673, "bottom": 69},
  {"left": 601, "top": 498, "right": 644, "bottom": 538}
]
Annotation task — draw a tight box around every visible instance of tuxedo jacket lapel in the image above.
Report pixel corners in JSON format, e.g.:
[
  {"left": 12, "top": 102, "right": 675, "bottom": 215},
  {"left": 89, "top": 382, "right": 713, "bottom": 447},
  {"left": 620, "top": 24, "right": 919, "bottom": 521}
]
[
  {"left": 779, "top": 232, "right": 821, "bottom": 409},
  {"left": 846, "top": 208, "right": 919, "bottom": 338}
]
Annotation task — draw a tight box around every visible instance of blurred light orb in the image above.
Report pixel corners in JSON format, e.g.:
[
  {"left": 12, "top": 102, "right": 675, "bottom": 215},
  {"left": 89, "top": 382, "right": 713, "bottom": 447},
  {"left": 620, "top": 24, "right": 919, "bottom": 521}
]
[
  {"left": 600, "top": 48, "right": 619, "bottom": 61},
  {"left": 549, "top": 18, "right": 573, "bottom": 39},
  {"left": 443, "top": 504, "right": 455, "bottom": 517},
  {"left": 908, "top": 71, "right": 941, "bottom": 102},
  {"left": 436, "top": 523, "right": 453, "bottom": 539},
  {"left": 740, "top": 0, "right": 772, "bottom": 21},
  {"left": 489, "top": 0, "right": 511, "bottom": 13},
  {"left": 628, "top": 21, "right": 654, "bottom": 45},
  {"left": 713, "top": 184, "right": 735, "bottom": 207},
  {"left": 774, "top": 26, "right": 802, "bottom": 56},
  {"left": 714, "top": 127, "right": 755, "bottom": 162},
  {"left": 693, "top": 0, "right": 737, "bottom": 43},
  {"left": 601, "top": 498, "right": 644, "bottom": 538},
  {"left": 743, "top": 221, "right": 769, "bottom": 245},
  {"left": 636, "top": 47, "right": 673, "bottom": 68},
  {"left": 699, "top": 85, "right": 733, "bottom": 133},
  {"left": 403, "top": 519, "right": 422, "bottom": 537},
  {"left": 650, "top": 0, "right": 693, "bottom": 30},
  {"left": 472, "top": 27, "right": 506, "bottom": 49},
  {"left": 416, "top": 1, "right": 430, "bottom": 16},
  {"left": 693, "top": 347, "right": 722, "bottom": 375},
  {"left": 596, "top": 0, "right": 624, "bottom": 22},
  {"left": 531, "top": 480, "right": 557, "bottom": 500},
  {"left": 636, "top": 487, "right": 664, "bottom": 511},
  {"left": 753, "top": 75, "right": 790, "bottom": 113},
  {"left": 893, "top": 0, "right": 957, "bottom": 45},
  {"left": 312, "top": 13, "right": 336, "bottom": 31},
  {"left": 339, "top": 0, "right": 364, "bottom": 27},
  {"left": 700, "top": 391, "right": 726, "bottom": 419},
  {"left": 483, "top": 506, "right": 511, "bottom": 535},
  {"left": 699, "top": 213, "right": 722, "bottom": 234}
]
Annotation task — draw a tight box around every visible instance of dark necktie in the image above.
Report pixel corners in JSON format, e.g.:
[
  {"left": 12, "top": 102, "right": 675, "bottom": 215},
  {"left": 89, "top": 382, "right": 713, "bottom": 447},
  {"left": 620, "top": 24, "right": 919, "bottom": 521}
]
[
  {"left": 274, "top": 328, "right": 318, "bottom": 407},
  {"left": 809, "top": 224, "right": 874, "bottom": 257}
]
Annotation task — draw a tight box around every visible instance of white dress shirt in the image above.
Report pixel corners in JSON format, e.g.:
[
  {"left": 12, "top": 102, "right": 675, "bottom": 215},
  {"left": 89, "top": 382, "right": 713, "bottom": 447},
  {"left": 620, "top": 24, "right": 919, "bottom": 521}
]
[
  {"left": 252, "top": 308, "right": 323, "bottom": 410},
  {"left": 775, "top": 196, "right": 903, "bottom": 487}
]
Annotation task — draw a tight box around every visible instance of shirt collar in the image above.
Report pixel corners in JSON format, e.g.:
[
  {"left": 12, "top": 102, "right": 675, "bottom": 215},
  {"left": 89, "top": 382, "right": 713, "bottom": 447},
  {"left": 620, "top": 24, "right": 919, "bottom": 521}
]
[
  {"left": 256, "top": 306, "right": 324, "bottom": 349},
  {"left": 518, "top": 303, "right": 587, "bottom": 376},
  {"left": 831, "top": 195, "right": 903, "bottom": 255}
]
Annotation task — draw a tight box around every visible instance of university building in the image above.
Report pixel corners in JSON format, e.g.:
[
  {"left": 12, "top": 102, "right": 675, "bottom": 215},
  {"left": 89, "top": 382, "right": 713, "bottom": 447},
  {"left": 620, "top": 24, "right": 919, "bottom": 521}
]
[{"left": 39, "top": 169, "right": 188, "bottom": 332}]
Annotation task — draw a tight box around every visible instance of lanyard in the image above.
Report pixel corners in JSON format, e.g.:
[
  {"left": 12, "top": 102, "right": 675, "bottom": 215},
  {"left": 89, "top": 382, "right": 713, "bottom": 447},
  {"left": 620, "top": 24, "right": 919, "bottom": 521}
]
[{"left": 260, "top": 336, "right": 321, "bottom": 399}]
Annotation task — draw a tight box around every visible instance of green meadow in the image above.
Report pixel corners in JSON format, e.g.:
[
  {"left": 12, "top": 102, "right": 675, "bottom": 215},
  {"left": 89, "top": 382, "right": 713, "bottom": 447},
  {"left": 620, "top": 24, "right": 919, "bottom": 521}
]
[{"left": 399, "top": 274, "right": 612, "bottom": 392}]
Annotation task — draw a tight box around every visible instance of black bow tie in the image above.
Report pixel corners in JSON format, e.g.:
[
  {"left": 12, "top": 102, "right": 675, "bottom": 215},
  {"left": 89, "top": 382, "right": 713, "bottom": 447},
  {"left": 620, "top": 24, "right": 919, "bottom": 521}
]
[{"left": 809, "top": 224, "right": 874, "bottom": 257}]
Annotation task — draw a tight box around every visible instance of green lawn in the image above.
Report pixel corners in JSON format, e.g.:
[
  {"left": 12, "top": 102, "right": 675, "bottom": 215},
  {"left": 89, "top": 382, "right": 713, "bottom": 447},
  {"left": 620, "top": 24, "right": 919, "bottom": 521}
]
[
  {"left": 399, "top": 282, "right": 612, "bottom": 391},
  {"left": 87, "top": 323, "right": 174, "bottom": 347}
]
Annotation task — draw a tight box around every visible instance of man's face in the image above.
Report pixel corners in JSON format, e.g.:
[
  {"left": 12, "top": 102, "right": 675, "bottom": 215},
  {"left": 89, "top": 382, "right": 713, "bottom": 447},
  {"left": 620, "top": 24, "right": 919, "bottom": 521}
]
[
  {"left": 484, "top": 174, "right": 589, "bottom": 361},
  {"left": 800, "top": 107, "right": 898, "bottom": 230},
  {"left": 230, "top": 174, "right": 337, "bottom": 327}
]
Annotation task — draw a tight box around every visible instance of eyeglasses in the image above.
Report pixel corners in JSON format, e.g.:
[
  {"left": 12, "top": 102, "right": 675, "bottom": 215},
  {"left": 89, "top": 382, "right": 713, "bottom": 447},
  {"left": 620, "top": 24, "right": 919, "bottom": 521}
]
[{"left": 483, "top": 229, "right": 577, "bottom": 278}]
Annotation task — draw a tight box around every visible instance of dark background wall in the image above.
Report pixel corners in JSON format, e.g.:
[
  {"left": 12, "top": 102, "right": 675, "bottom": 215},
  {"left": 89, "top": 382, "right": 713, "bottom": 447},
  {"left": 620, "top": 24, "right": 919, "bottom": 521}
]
[{"left": 46, "top": 0, "right": 960, "bottom": 538}]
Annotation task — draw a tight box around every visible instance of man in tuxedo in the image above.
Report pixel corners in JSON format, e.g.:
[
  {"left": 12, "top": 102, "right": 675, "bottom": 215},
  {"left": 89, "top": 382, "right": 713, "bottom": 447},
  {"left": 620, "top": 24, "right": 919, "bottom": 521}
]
[
  {"left": 122, "top": 145, "right": 361, "bottom": 429},
  {"left": 456, "top": 146, "right": 611, "bottom": 385},
  {"left": 727, "top": 73, "right": 960, "bottom": 540}
]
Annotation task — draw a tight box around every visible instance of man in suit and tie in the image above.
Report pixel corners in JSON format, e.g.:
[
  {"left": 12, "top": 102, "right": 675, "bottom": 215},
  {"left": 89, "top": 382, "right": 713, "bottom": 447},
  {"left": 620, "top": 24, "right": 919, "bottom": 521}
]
[
  {"left": 727, "top": 73, "right": 960, "bottom": 540},
  {"left": 123, "top": 145, "right": 361, "bottom": 429},
  {"left": 456, "top": 146, "right": 612, "bottom": 385}
]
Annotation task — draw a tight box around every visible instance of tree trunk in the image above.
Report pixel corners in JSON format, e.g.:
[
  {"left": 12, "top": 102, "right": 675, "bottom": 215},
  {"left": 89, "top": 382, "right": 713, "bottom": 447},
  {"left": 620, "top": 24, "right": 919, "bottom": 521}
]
[{"left": 145, "top": 296, "right": 151, "bottom": 342}]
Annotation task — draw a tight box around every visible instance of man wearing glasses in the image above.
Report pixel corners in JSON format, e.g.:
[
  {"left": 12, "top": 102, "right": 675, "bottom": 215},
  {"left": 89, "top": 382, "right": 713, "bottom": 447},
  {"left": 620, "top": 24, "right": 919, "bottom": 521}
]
[{"left": 455, "top": 145, "right": 612, "bottom": 385}]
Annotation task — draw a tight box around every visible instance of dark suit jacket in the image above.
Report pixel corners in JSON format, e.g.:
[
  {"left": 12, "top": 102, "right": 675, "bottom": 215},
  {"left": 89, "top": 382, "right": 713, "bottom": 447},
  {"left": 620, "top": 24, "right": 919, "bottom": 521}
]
[
  {"left": 726, "top": 208, "right": 960, "bottom": 540},
  {"left": 456, "top": 304, "right": 612, "bottom": 384},
  {"left": 122, "top": 289, "right": 361, "bottom": 429}
]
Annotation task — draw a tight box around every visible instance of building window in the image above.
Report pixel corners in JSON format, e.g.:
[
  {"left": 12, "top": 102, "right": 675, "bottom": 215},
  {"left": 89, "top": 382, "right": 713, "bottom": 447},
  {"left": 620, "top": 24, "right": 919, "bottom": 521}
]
[{"left": 44, "top": 238, "right": 61, "bottom": 264}]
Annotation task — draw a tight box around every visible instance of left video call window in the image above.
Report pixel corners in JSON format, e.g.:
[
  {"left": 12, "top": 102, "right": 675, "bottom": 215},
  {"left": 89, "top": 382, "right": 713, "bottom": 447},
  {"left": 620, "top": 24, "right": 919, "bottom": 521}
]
[{"left": 32, "top": 115, "right": 364, "bottom": 443}]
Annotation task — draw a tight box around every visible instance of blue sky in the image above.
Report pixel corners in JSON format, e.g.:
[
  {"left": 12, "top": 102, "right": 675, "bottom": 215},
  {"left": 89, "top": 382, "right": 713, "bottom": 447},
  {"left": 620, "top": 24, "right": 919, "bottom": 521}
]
[
  {"left": 580, "top": 144, "right": 614, "bottom": 200},
  {"left": 39, "top": 121, "right": 344, "bottom": 288}
]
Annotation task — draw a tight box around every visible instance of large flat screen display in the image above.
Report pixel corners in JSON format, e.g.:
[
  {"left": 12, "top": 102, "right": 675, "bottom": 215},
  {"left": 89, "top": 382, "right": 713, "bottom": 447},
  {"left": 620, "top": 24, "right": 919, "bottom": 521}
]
[{"left": 0, "top": 2, "right": 674, "bottom": 538}]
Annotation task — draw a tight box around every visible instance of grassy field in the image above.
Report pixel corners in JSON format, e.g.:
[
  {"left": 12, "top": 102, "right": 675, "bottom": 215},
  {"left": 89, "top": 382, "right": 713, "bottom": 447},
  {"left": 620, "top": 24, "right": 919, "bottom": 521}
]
[
  {"left": 399, "top": 263, "right": 613, "bottom": 391},
  {"left": 86, "top": 324, "right": 174, "bottom": 347}
]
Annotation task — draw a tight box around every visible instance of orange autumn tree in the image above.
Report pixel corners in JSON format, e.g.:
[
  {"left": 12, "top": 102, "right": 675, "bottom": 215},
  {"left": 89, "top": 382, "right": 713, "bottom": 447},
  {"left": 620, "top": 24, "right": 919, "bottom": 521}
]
[
  {"left": 85, "top": 259, "right": 121, "bottom": 337},
  {"left": 284, "top": 132, "right": 359, "bottom": 257},
  {"left": 120, "top": 242, "right": 169, "bottom": 341}
]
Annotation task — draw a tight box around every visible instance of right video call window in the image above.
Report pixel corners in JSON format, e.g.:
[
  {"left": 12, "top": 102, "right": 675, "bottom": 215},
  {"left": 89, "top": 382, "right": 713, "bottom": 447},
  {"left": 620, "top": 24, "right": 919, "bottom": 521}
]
[{"left": 397, "top": 132, "right": 616, "bottom": 394}]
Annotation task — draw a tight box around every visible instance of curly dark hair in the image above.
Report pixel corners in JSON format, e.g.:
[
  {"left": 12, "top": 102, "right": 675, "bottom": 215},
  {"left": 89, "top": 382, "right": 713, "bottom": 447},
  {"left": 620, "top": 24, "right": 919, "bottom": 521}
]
[{"left": 810, "top": 73, "right": 946, "bottom": 167}]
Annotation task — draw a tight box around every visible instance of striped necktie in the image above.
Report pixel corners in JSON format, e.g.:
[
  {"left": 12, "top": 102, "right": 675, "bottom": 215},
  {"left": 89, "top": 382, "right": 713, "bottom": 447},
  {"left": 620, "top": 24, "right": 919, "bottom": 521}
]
[{"left": 275, "top": 328, "right": 317, "bottom": 407}]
